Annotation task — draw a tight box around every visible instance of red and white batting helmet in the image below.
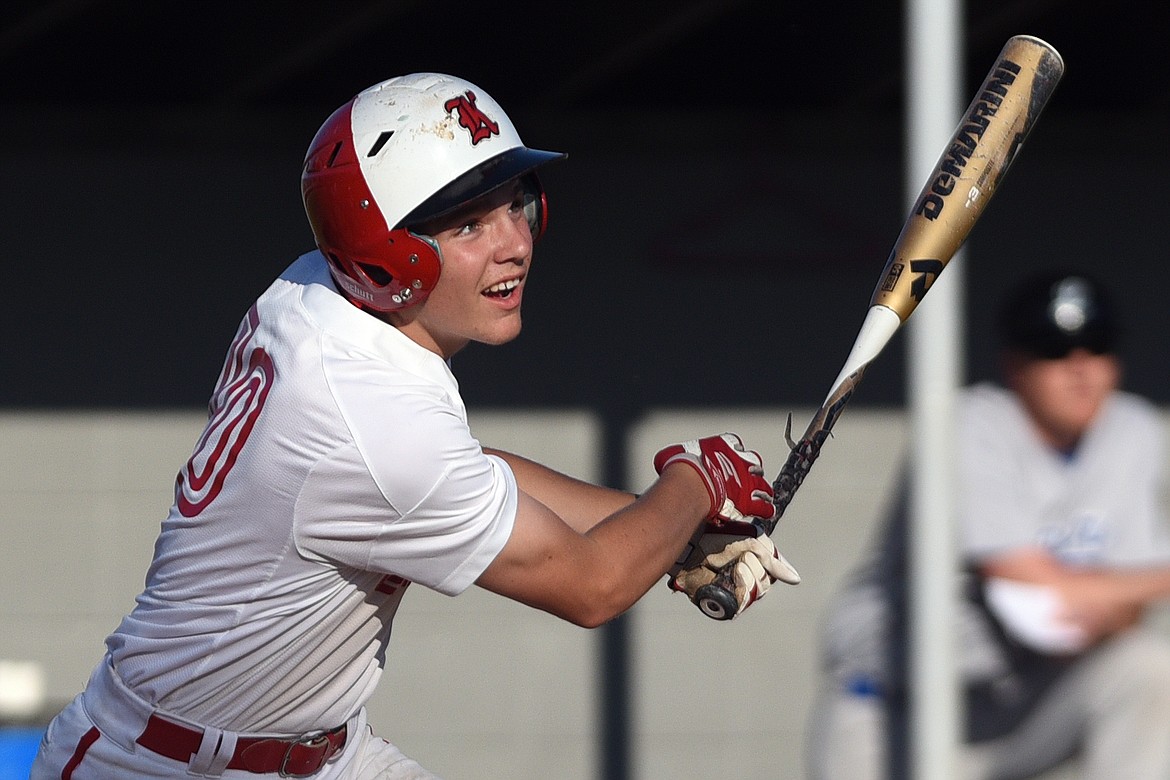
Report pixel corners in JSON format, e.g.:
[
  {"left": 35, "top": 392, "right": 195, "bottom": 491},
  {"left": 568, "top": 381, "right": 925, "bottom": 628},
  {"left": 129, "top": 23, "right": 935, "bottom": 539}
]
[{"left": 301, "top": 73, "right": 565, "bottom": 312}]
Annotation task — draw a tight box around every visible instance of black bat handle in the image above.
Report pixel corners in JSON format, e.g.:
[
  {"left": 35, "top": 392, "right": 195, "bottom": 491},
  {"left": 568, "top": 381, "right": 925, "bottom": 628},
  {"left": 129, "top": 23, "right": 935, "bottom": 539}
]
[
  {"left": 693, "top": 568, "right": 740, "bottom": 620},
  {"left": 768, "top": 431, "right": 831, "bottom": 530}
]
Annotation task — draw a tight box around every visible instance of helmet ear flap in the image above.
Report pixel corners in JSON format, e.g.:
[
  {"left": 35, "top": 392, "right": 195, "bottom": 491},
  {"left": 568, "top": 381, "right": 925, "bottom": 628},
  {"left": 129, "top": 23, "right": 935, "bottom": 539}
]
[
  {"left": 521, "top": 173, "right": 549, "bottom": 241},
  {"left": 363, "top": 228, "right": 443, "bottom": 310},
  {"left": 316, "top": 222, "right": 443, "bottom": 312}
]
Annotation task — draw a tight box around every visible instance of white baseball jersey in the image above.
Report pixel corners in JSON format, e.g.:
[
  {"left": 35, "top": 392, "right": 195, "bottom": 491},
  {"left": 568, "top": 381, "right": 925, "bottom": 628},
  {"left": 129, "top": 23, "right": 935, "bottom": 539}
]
[
  {"left": 819, "top": 382, "right": 1170, "bottom": 691},
  {"left": 960, "top": 383, "right": 1170, "bottom": 567},
  {"left": 105, "top": 251, "right": 517, "bottom": 734}
]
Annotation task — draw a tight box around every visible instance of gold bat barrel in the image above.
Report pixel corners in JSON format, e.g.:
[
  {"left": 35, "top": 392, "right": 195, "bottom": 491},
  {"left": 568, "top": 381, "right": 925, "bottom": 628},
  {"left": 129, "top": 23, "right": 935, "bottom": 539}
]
[
  {"left": 871, "top": 35, "right": 1065, "bottom": 321},
  {"left": 697, "top": 35, "right": 1065, "bottom": 618},
  {"left": 768, "top": 35, "right": 1065, "bottom": 531}
]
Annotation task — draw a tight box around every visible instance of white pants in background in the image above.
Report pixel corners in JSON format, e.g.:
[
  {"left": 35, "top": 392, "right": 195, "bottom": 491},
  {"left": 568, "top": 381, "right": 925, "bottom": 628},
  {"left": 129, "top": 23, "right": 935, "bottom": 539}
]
[{"left": 805, "top": 629, "right": 1170, "bottom": 780}]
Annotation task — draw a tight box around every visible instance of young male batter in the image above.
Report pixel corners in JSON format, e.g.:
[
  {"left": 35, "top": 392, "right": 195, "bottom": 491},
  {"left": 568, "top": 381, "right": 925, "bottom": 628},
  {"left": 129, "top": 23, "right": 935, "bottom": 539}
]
[{"left": 30, "top": 73, "right": 798, "bottom": 779}]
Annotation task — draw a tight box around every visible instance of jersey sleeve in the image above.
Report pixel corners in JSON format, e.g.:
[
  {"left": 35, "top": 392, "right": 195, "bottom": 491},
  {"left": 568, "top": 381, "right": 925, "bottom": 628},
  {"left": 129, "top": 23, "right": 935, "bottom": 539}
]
[{"left": 294, "top": 368, "right": 516, "bottom": 596}]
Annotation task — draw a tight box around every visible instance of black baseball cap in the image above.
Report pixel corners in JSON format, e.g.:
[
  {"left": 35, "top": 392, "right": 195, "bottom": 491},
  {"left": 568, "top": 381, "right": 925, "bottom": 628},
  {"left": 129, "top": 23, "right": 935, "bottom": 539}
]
[{"left": 997, "top": 271, "right": 1120, "bottom": 359}]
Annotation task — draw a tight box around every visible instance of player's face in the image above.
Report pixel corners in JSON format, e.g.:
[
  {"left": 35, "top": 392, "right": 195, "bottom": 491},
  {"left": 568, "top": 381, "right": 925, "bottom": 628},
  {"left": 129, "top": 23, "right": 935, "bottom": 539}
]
[
  {"left": 395, "top": 182, "right": 534, "bottom": 358},
  {"left": 1007, "top": 348, "right": 1121, "bottom": 451}
]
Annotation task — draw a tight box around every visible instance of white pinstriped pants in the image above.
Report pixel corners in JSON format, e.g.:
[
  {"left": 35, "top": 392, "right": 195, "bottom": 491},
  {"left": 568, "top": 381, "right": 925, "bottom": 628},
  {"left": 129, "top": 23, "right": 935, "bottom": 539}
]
[{"left": 805, "top": 628, "right": 1170, "bottom": 780}]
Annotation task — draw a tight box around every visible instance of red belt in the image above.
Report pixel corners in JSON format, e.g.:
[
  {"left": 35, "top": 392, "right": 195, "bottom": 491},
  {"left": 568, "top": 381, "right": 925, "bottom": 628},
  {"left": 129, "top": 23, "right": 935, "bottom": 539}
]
[{"left": 136, "top": 714, "right": 347, "bottom": 777}]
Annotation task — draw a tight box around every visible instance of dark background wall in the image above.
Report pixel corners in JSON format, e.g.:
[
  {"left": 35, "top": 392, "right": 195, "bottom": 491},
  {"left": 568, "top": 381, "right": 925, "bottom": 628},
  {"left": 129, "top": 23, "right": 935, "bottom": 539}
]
[{"left": 3, "top": 1, "right": 1167, "bottom": 410}]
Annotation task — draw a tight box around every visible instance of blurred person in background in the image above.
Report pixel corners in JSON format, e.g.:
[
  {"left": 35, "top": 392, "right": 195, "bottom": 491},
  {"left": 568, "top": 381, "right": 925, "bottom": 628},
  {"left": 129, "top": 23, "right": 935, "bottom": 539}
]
[{"left": 806, "top": 270, "right": 1170, "bottom": 780}]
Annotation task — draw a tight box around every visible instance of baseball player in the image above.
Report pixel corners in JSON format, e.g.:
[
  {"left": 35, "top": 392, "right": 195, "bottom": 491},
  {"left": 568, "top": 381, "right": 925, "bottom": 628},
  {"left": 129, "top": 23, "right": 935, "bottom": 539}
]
[
  {"left": 30, "top": 73, "right": 799, "bottom": 779},
  {"left": 806, "top": 271, "right": 1170, "bottom": 780}
]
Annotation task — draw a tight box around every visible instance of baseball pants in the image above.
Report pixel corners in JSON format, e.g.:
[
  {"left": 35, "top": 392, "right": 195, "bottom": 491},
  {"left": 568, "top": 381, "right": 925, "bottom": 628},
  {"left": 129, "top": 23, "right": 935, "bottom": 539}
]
[{"left": 30, "top": 657, "right": 442, "bottom": 779}]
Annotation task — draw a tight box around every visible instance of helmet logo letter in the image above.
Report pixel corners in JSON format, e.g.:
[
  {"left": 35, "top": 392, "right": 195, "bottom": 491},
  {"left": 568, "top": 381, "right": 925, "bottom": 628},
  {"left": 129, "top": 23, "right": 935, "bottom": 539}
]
[{"left": 444, "top": 90, "right": 500, "bottom": 145}]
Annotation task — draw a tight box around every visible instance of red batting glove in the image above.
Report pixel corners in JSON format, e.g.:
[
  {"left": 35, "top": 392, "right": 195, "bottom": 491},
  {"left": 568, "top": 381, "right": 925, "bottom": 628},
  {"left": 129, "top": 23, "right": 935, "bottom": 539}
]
[{"left": 653, "top": 433, "right": 776, "bottom": 525}]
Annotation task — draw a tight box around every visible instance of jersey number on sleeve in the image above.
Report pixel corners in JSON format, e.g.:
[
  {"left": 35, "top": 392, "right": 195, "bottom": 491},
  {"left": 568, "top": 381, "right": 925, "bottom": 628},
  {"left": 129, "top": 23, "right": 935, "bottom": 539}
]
[{"left": 176, "top": 304, "right": 274, "bottom": 517}]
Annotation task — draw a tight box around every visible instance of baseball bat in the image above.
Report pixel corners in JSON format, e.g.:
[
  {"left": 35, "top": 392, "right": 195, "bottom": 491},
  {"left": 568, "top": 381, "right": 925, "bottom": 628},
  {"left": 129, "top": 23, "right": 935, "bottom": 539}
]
[{"left": 693, "top": 35, "right": 1065, "bottom": 621}]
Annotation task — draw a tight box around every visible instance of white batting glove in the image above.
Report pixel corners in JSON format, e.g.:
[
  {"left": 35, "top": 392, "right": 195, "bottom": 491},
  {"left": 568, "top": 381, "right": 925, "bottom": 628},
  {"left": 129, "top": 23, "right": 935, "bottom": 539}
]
[{"left": 669, "top": 520, "right": 800, "bottom": 619}]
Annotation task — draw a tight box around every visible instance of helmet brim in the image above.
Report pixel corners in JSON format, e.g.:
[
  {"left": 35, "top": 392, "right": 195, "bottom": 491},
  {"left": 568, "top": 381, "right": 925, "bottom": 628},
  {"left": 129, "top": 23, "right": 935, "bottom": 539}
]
[{"left": 399, "top": 146, "right": 566, "bottom": 229}]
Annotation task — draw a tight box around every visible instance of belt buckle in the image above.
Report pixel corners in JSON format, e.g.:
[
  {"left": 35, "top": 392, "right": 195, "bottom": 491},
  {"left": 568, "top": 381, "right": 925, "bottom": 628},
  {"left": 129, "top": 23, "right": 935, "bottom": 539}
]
[{"left": 278, "top": 732, "right": 331, "bottom": 778}]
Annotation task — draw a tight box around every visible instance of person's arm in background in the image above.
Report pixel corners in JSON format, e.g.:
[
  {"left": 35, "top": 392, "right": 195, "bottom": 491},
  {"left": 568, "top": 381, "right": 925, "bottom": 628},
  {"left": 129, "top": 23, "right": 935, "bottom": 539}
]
[{"left": 983, "top": 548, "right": 1170, "bottom": 643}]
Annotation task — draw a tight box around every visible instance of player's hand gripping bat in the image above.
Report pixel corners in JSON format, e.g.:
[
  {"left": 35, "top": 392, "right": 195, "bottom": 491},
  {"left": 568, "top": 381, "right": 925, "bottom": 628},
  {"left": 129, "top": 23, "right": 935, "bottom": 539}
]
[{"left": 692, "top": 35, "right": 1065, "bottom": 620}]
